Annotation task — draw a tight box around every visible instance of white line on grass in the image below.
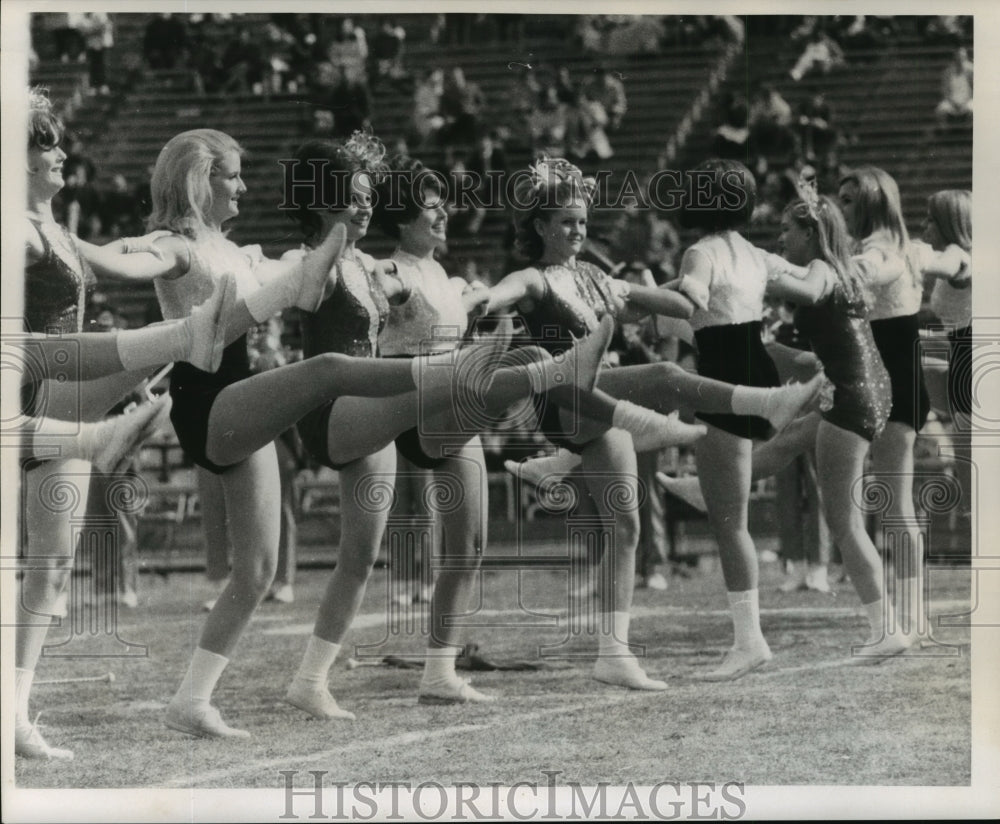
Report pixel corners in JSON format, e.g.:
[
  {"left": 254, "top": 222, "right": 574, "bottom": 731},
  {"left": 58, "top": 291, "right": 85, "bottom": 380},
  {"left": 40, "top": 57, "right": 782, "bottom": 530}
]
[{"left": 156, "top": 694, "right": 634, "bottom": 788}]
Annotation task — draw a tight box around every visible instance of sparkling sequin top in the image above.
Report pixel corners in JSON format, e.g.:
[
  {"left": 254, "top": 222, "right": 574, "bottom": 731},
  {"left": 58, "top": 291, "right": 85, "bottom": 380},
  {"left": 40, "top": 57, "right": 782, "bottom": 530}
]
[
  {"left": 679, "top": 231, "right": 798, "bottom": 331},
  {"left": 519, "top": 261, "right": 618, "bottom": 355},
  {"left": 301, "top": 248, "right": 389, "bottom": 359},
  {"left": 794, "top": 268, "right": 891, "bottom": 440},
  {"left": 379, "top": 250, "right": 468, "bottom": 355},
  {"left": 24, "top": 219, "right": 96, "bottom": 334}
]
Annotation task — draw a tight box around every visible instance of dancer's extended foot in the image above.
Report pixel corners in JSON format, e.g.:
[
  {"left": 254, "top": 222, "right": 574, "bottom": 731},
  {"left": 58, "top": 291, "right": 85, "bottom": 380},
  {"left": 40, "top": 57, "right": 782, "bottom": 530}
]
[
  {"left": 418, "top": 675, "right": 497, "bottom": 704},
  {"left": 698, "top": 642, "right": 773, "bottom": 681},
  {"left": 285, "top": 682, "right": 356, "bottom": 720},
  {"left": 86, "top": 396, "right": 172, "bottom": 474},
  {"left": 614, "top": 405, "right": 707, "bottom": 452},
  {"left": 15, "top": 718, "right": 74, "bottom": 760},
  {"left": 593, "top": 655, "right": 667, "bottom": 691},
  {"left": 165, "top": 701, "right": 250, "bottom": 739},
  {"left": 849, "top": 632, "right": 914, "bottom": 665},
  {"left": 765, "top": 373, "right": 825, "bottom": 433},
  {"left": 184, "top": 272, "right": 236, "bottom": 372},
  {"left": 655, "top": 472, "right": 707, "bottom": 514},
  {"left": 296, "top": 223, "right": 347, "bottom": 311},
  {"left": 504, "top": 450, "right": 581, "bottom": 495}
]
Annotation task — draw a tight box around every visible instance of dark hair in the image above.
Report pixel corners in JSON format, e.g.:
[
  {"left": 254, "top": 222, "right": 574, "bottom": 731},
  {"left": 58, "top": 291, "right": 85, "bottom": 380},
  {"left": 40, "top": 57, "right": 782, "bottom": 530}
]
[
  {"left": 679, "top": 158, "right": 757, "bottom": 232},
  {"left": 286, "top": 132, "right": 386, "bottom": 242},
  {"left": 29, "top": 88, "right": 64, "bottom": 151},
  {"left": 372, "top": 155, "right": 446, "bottom": 240}
]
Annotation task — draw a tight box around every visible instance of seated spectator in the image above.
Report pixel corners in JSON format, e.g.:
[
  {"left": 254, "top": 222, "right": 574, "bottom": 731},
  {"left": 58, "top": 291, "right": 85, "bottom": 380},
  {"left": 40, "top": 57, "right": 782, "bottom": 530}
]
[
  {"left": 144, "top": 13, "right": 187, "bottom": 71},
  {"left": 221, "top": 28, "right": 266, "bottom": 95},
  {"left": 570, "top": 90, "right": 614, "bottom": 162},
  {"left": 711, "top": 97, "right": 749, "bottom": 161},
  {"left": 749, "top": 83, "right": 796, "bottom": 160},
  {"left": 79, "top": 12, "right": 114, "bottom": 96},
  {"left": 553, "top": 66, "right": 577, "bottom": 106},
  {"left": 797, "top": 93, "right": 839, "bottom": 164},
  {"left": 328, "top": 64, "right": 370, "bottom": 137},
  {"left": 369, "top": 19, "right": 409, "bottom": 91},
  {"left": 605, "top": 15, "right": 665, "bottom": 55},
  {"left": 935, "top": 47, "right": 973, "bottom": 128},
  {"left": 261, "top": 21, "right": 295, "bottom": 94},
  {"left": 326, "top": 16, "right": 367, "bottom": 83},
  {"left": 607, "top": 195, "right": 681, "bottom": 284},
  {"left": 54, "top": 13, "right": 86, "bottom": 63},
  {"left": 506, "top": 68, "right": 542, "bottom": 149},
  {"left": 582, "top": 66, "right": 627, "bottom": 132},
  {"left": 453, "top": 130, "right": 508, "bottom": 235},
  {"left": 528, "top": 85, "right": 570, "bottom": 157},
  {"left": 439, "top": 67, "right": 485, "bottom": 149},
  {"left": 789, "top": 25, "right": 845, "bottom": 81}
]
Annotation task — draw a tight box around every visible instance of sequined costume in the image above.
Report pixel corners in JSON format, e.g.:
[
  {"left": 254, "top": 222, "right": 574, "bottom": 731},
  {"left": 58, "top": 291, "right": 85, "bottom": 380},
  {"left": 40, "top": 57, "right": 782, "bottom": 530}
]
[
  {"left": 794, "top": 272, "right": 891, "bottom": 442},
  {"left": 516, "top": 261, "right": 618, "bottom": 452},
  {"left": 297, "top": 248, "right": 391, "bottom": 470},
  {"left": 155, "top": 234, "right": 263, "bottom": 474},
  {"left": 22, "top": 219, "right": 97, "bottom": 418}
]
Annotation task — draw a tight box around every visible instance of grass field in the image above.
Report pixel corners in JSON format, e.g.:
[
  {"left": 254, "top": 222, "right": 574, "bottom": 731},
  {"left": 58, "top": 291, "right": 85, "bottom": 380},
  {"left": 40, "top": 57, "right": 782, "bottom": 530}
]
[{"left": 13, "top": 548, "right": 974, "bottom": 794}]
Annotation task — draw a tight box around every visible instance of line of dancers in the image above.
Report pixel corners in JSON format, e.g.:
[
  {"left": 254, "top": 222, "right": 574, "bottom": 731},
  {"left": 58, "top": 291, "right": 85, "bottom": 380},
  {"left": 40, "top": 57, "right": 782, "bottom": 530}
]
[{"left": 12, "top": 87, "right": 970, "bottom": 759}]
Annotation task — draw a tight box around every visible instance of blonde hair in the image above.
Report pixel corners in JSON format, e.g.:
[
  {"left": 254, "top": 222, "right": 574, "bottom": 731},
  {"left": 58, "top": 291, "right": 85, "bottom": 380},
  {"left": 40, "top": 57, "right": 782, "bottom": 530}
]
[
  {"left": 838, "top": 166, "right": 908, "bottom": 251},
  {"left": 927, "top": 189, "right": 971, "bottom": 252},
  {"left": 147, "top": 129, "right": 243, "bottom": 237}
]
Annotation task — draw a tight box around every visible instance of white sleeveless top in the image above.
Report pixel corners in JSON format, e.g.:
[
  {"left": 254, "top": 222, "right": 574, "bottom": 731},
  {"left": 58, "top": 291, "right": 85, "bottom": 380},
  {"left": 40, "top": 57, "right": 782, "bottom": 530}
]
[
  {"left": 154, "top": 233, "right": 263, "bottom": 320},
  {"left": 678, "top": 230, "right": 797, "bottom": 331},
  {"left": 378, "top": 250, "right": 468, "bottom": 355}
]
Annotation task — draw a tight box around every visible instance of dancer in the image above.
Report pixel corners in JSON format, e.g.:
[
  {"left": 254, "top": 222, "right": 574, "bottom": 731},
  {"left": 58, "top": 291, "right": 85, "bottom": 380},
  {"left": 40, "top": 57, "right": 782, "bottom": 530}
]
[
  {"left": 123, "top": 129, "right": 597, "bottom": 736},
  {"left": 280, "top": 138, "right": 612, "bottom": 715},
  {"left": 484, "top": 158, "right": 823, "bottom": 687},
  {"left": 15, "top": 92, "right": 229, "bottom": 761},
  {"left": 838, "top": 167, "right": 930, "bottom": 645}
]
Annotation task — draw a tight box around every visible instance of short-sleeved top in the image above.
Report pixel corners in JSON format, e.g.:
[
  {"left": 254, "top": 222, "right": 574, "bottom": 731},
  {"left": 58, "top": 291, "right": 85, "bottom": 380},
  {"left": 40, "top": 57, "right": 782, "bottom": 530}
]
[
  {"left": 24, "top": 219, "right": 96, "bottom": 334},
  {"left": 860, "top": 229, "right": 923, "bottom": 321},
  {"left": 378, "top": 250, "right": 468, "bottom": 355},
  {"left": 916, "top": 242, "right": 972, "bottom": 329},
  {"left": 518, "top": 261, "right": 618, "bottom": 356},
  {"left": 678, "top": 230, "right": 796, "bottom": 331},
  {"left": 154, "top": 232, "right": 264, "bottom": 320},
  {"left": 301, "top": 248, "right": 390, "bottom": 359}
]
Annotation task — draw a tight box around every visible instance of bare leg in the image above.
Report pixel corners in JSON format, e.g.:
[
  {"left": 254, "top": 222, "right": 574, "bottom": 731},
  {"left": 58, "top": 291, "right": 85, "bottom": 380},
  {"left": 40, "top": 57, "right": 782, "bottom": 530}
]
[
  {"left": 749, "top": 413, "right": 822, "bottom": 480},
  {"left": 694, "top": 426, "right": 772, "bottom": 680},
  {"left": 286, "top": 445, "right": 396, "bottom": 720}
]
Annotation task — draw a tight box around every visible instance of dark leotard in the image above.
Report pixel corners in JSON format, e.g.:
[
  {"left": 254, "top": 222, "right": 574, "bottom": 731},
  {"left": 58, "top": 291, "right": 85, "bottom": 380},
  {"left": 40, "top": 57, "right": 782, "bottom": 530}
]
[{"left": 795, "top": 278, "right": 891, "bottom": 442}]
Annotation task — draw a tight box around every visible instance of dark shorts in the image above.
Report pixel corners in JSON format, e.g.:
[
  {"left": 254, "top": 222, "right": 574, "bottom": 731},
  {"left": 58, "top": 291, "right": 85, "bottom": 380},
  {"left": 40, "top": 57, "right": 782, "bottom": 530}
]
[
  {"left": 870, "top": 314, "right": 930, "bottom": 432},
  {"left": 947, "top": 323, "right": 972, "bottom": 417},
  {"left": 530, "top": 390, "right": 587, "bottom": 455},
  {"left": 694, "top": 321, "right": 779, "bottom": 440},
  {"left": 383, "top": 354, "right": 449, "bottom": 470}
]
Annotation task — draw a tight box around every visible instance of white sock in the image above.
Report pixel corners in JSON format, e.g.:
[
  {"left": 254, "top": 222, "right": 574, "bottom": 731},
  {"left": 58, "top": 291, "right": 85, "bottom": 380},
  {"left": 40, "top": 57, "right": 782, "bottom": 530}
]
[
  {"left": 292, "top": 636, "right": 341, "bottom": 689},
  {"left": 727, "top": 590, "right": 766, "bottom": 649},
  {"left": 421, "top": 647, "right": 459, "bottom": 683},
  {"left": 244, "top": 268, "right": 300, "bottom": 323},
  {"left": 864, "top": 598, "right": 887, "bottom": 641},
  {"left": 598, "top": 611, "right": 631, "bottom": 655},
  {"left": 116, "top": 323, "right": 187, "bottom": 371},
  {"left": 610, "top": 400, "right": 647, "bottom": 432},
  {"left": 174, "top": 647, "right": 229, "bottom": 707},
  {"left": 730, "top": 386, "right": 774, "bottom": 419},
  {"left": 15, "top": 668, "right": 34, "bottom": 726}
]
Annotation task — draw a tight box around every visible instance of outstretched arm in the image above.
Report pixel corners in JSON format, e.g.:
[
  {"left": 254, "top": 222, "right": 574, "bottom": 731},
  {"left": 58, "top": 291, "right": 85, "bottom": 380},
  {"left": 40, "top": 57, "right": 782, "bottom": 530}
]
[
  {"left": 482, "top": 267, "right": 545, "bottom": 314},
  {"left": 616, "top": 283, "right": 695, "bottom": 321},
  {"left": 75, "top": 232, "right": 183, "bottom": 281},
  {"left": 766, "top": 259, "right": 832, "bottom": 306}
]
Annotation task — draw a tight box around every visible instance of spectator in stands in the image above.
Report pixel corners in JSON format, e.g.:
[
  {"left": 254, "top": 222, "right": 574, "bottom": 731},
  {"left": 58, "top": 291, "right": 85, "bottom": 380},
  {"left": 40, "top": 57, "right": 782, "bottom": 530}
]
[
  {"left": 935, "top": 47, "right": 973, "bottom": 129},
  {"left": 411, "top": 68, "right": 445, "bottom": 147},
  {"left": 328, "top": 64, "right": 370, "bottom": 138},
  {"left": 369, "top": 19, "right": 409, "bottom": 92},
  {"left": 570, "top": 88, "right": 614, "bottom": 162},
  {"left": 261, "top": 21, "right": 295, "bottom": 95},
  {"left": 144, "top": 13, "right": 187, "bottom": 71},
  {"left": 506, "top": 68, "right": 542, "bottom": 150},
  {"left": 326, "top": 16, "right": 367, "bottom": 84},
  {"left": 528, "top": 84, "right": 570, "bottom": 158},
  {"left": 605, "top": 16, "right": 666, "bottom": 56},
  {"left": 583, "top": 67, "right": 627, "bottom": 132},
  {"left": 711, "top": 96, "right": 750, "bottom": 161},
  {"left": 453, "top": 130, "right": 508, "bottom": 236},
  {"left": 220, "top": 28, "right": 265, "bottom": 95},
  {"left": 60, "top": 135, "right": 100, "bottom": 239},
  {"left": 797, "top": 93, "right": 839, "bottom": 165},
  {"left": 54, "top": 13, "right": 86, "bottom": 63},
  {"left": 789, "top": 24, "right": 845, "bottom": 82},
  {"left": 79, "top": 12, "right": 113, "bottom": 96},
  {"left": 439, "top": 67, "right": 485, "bottom": 149},
  {"left": 99, "top": 174, "right": 142, "bottom": 239},
  {"left": 920, "top": 16, "right": 968, "bottom": 48},
  {"left": 553, "top": 65, "right": 577, "bottom": 105},
  {"left": 749, "top": 83, "right": 796, "bottom": 161},
  {"left": 607, "top": 195, "right": 681, "bottom": 284}
]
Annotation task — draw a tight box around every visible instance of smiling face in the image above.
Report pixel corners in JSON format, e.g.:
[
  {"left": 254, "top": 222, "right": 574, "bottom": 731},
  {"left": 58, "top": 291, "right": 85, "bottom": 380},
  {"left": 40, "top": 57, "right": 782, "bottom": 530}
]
[
  {"left": 321, "top": 171, "right": 374, "bottom": 244},
  {"left": 207, "top": 150, "right": 247, "bottom": 227},
  {"left": 28, "top": 143, "right": 67, "bottom": 200},
  {"left": 536, "top": 199, "right": 588, "bottom": 263},
  {"left": 777, "top": 211, "right": 816, "bottom": 265},
  {"left": 398, "top": 182, "right": 448, "bottom": 253}
]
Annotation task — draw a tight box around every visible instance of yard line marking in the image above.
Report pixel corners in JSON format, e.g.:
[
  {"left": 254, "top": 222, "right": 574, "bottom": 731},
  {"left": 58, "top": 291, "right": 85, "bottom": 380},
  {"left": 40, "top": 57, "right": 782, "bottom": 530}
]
[{"left": 156, "top": 695, "right": 632, "bottom": 788}]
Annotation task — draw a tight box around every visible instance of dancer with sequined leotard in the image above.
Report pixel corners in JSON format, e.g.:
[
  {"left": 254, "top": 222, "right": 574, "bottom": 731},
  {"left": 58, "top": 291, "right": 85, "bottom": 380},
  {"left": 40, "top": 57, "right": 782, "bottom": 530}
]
[
  {"left": 277, "top": 139, "right": 611, "bottom": 717},
  {"left": 484, "top": 159, "right": 823, "bottom": 689},
  {"left": 14, "top": 91, "right": 234, "bottom": 762}
]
